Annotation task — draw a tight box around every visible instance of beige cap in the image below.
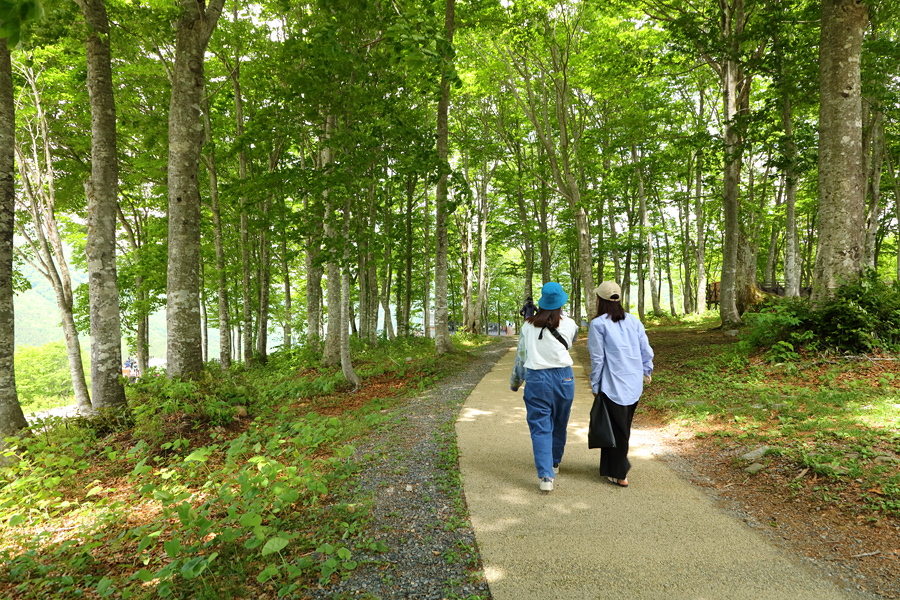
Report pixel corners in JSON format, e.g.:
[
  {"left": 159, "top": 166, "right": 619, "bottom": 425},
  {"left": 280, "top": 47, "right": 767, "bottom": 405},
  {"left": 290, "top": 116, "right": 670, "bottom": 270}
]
[{"left": 595, "top": 281, "right": 622, "bottom": 301}]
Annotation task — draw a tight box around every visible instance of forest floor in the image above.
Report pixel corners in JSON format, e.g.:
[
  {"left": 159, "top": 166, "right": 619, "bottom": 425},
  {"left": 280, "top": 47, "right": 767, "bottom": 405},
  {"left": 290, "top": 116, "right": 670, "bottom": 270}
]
[{"left": 635, "top": 325, "right": 900, "bottom": 599}]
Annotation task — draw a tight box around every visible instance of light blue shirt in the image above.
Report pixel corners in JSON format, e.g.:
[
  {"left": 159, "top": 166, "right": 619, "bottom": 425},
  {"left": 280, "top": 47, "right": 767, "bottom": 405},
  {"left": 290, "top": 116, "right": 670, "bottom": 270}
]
[{"left": 587, "top": 313, "right": 654, "bottom": 406}]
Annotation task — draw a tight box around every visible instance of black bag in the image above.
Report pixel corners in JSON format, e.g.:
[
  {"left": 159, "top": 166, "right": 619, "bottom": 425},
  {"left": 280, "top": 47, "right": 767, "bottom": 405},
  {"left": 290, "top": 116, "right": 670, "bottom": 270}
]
[{"left": 588, "top": 393, "right": 617, "bottom": 449}]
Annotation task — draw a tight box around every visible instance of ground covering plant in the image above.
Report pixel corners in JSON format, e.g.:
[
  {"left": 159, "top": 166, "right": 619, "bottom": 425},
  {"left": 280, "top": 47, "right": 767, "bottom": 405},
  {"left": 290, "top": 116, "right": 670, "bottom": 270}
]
[
  {"left": 740, "top": 271, "right": 900, "bottom": 358},
  {"left": 0, "top": 334, "right": 492, "bottom": 600},
  {"left": 644, "top": 318, "right": 900, "bottom": 519},
  {"left": 636, "top": 312, "right": 900, "bottom": 597}
]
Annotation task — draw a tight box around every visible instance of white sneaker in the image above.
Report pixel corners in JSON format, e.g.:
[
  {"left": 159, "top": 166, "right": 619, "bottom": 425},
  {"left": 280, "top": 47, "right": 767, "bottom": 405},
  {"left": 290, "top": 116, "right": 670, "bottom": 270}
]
[
  {"left": 540, "top": 477, "right": 554, "bottom": 492},
  {"left": 553, "top": 463, "right": 560, "bottom": 474}
]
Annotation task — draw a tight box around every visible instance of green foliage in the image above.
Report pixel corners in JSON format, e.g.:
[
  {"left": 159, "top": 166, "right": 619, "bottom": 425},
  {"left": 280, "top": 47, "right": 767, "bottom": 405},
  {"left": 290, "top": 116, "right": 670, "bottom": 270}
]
[
  {"left": 0, "top": 333, "right": 496, "bottom": 598},
  {"left": 0, "top": 0, "right": 42, "bottom": 47},
  {"left": 13, "top": 341, "right": 89, "bottom": 408},
  {"left": 128, "top": 371, "right": 251, "bottom": 443},
  {"left": 742, "top": 272, "right": 900, "bottom": 358}
]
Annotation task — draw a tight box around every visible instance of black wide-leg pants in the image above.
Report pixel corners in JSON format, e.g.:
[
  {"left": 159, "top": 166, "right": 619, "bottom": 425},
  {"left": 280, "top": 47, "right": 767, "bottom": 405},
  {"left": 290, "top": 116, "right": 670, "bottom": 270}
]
[{"left": 596, "top": 392, "right": 638, "bottom": 481}]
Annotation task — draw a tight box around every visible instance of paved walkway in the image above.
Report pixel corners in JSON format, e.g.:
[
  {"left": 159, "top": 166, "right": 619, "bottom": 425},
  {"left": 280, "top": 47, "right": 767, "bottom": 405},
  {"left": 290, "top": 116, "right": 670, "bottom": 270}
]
[{"left": 456, "top": 343, "right": 875, "bottom": 600}]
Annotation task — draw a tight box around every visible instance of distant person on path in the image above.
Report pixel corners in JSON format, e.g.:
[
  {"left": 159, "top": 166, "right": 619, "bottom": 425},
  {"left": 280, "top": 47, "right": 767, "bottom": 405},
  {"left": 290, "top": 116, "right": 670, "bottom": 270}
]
[
  {"left": 519, "top": 296, "right": 537, "bottom": 320},
  {"left": 510, "top": 282, "right": 579, "bottom": 492},
  {"left": 587, "top": 281, "right": 654, "bottom": 488}
]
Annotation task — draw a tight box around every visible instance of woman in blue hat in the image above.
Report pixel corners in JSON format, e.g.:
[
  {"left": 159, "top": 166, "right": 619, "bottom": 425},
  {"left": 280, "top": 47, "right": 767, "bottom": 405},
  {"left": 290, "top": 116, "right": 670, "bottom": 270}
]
[{"left": 510, "top": 282, "right": 579, "bottom": 492}]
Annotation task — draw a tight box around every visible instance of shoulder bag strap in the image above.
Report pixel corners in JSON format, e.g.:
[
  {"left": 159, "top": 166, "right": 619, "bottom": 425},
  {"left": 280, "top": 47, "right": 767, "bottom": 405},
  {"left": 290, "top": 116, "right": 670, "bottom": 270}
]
[{"left": 538, "top": 326, "right": 569, "bottom": 350}]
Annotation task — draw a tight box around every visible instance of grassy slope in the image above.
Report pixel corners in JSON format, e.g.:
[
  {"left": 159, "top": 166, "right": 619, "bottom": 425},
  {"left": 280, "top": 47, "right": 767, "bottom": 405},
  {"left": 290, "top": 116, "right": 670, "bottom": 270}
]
[
  {"left": 643, "top": 321, "right": 900, "bottom": 516},
  {"left": 0, "top": 335, "right": 493, "bottom": 600}
]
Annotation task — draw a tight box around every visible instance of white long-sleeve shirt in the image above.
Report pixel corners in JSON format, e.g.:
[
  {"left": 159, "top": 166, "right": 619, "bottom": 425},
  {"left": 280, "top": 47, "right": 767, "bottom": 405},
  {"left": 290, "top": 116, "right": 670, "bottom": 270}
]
[{"left": 510, "top": 316, "right": 579, "bottom": 389}]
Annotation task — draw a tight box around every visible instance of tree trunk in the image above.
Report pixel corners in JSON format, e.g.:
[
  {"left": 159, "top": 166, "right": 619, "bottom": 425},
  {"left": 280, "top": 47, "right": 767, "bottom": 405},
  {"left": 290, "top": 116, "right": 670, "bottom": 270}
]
[
  {"left": 78, "top": 0, "right": 125, "bottom": 409},
  {"left": 864, "top": 113, "right": 884, "bottom": 269},
  {"left": 304, "top": 193, "right": 323, "bottom": 346},
  {"left": 395, "top": 262, "right": 403, "bottom": 334},
  {"left": 515, "top": 147, "right": 534, "bottom": 301},
  {"left": 256, "top": 196, "right": 271, "bottom": 363},
  {"left": 661, "top": 228, "right": 677, "bottom": 315},
  {"left": 200, "top": 264, "right": 208, "bottom": 363},
  {"left": 885, "top": 151, "right": 900, "bottom": 281},
  {"left": 637, "top": 245, "right": 645, "bottom": 320},
  {"left": 694, "top": 144, "right": 707, "bottom": 311},
  {"left": 240, "top": 208, "right": 253, "bottom": 365},
  {"left": 367, "top": 181, "right": 379, "bottom": 342},
  {"left": 14, "top": 61, "right": 92, "bottom": 412},
  {"left": 116, "top": 203, "right": 149, "bottom": 374},
  {"left": 621, "top": 194, "right": 637, "bottom": 309},
  {"left": 380, "top": 192, "right": 395, "bottom": 341},
  {"left": 765, "top": 180, "right": 783, "bottom": 288},
  {"left": 608, "top": 188, "right": 621, "bottom": 283},
  {"left": 718, "top": 1, "right": 745, "bottom": 327},
  {"left": 282, "top": 233, "right": 292, "bottom": 352},
  {"left": 324, "top": 237, "right": 341, "bottom": 364},
  {"left": 357, "top": 186, "right": 371, "bottom": 341},
  {"left": 340, "top": 195, "right": 359, "bottom": 389},
  {"left": 812, "top": 0, "right": 868, "bottom": 301},
  {"left": 201, "top": 86, "right": 230, "bottom": 368},
  {"left": 136, "top": 284, "right": 149, "bottom": 373},
  {"left": 403, "top": 174, "right": 415, "bottom": 336},
  {"left": 0, "top": 43, "right": 27, "bottom": 444},
  {"left": 633, "top": 146, "right": 660, "bottom": 314},
  {"left": 458, "top": 209, "right": 474, "bottom": 331},
  {"left": 538, "top": 171, "right": 552, "bottom": 284},
  {"left": 471, "top": 167, "right": 492, "bottom": 333},
  {"left": 166, "top": 0, "right": 225, "bottom": 377},
  {"left": 423, "top": 189, "right": 432, "bottom": 338},
  {"left": 433, "top": 0, "right": 455, "bottom": 355},
  {"left": 781, "top": 93, "right": 801, "bottom": 298},
  {"left": 677, "top": 173, "right": 694, "bottom": 313},
  {"left": 320, "top": 113, "right": 341, "bottom": 366}
]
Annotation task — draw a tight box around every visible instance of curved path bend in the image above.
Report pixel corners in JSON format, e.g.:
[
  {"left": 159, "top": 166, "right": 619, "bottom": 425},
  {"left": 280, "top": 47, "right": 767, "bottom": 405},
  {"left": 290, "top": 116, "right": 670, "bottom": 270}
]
[{"left": 456, "top": 342, "right": 876, "bottom": 600}]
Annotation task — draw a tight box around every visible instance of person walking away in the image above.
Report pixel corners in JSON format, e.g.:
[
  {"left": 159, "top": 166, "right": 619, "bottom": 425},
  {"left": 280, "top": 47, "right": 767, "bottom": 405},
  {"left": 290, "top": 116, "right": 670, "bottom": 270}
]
[
  {"left": 587, "top": 281, "right": 654, "bottom": 488},
  {"left": 510, "top": 282, "right": 579, "bottom": 492},
  {"left": 519, "top": 296, "right": 537, "bottom": 320}
]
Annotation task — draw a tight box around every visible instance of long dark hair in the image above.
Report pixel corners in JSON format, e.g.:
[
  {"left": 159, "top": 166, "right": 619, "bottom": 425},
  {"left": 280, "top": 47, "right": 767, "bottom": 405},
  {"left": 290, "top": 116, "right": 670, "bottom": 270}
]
[
  {"left": 595, "top": 297, "right": 625, "bottom": 323},
  {"left": 526, "top": 307, "right": 562, "bottom": 328}
]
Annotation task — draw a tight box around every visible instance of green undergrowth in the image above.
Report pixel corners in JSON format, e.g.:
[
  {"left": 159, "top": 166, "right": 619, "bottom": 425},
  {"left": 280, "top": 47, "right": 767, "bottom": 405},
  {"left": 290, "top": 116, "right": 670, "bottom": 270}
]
[
  {"left": 643, "top": 323, "right": 900, "bottom": 518},
  {"left": 740, "top": 271, "right": 900, "bottom": 359},
  {"left": 0, "top": 334, "right": 496, "bottom": 599}
]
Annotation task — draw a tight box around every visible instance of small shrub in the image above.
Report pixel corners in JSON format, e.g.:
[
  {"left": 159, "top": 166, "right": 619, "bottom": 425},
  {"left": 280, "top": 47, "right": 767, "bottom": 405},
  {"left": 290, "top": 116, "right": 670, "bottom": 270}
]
[{"left": 742, "top": 271, "right": 900, "bottom": 357}]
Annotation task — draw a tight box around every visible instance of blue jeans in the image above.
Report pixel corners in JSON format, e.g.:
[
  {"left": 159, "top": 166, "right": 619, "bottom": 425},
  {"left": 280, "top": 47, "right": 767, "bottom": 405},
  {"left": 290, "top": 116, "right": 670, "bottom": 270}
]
[{"left": 523, "top": 367, "right": 575, "bottom": 479}]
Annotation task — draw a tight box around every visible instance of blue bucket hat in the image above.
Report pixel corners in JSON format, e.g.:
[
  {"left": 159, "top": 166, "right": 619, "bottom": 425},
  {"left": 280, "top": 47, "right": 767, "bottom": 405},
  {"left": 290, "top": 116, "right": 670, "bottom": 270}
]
[{"left": 538, "top": 282, "right": 568, "bottom": 310}]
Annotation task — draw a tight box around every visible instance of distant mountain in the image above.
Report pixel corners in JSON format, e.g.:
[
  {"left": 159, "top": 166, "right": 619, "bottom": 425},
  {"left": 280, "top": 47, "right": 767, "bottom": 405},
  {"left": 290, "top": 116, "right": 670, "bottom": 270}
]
[
  {"left": 13, "top": 260, "right": 224, "bottom": 361},
  {"left": 14, "top": 262, "right": 88, "bottom": 349},
  {"left": 13, "top": 261, "right": 171, "bottom": 357}
]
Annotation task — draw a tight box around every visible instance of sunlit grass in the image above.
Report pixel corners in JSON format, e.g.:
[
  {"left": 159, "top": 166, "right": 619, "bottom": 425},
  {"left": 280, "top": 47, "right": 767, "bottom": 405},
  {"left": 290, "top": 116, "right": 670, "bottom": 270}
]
[{"left": 644, "top": 321, "right": 900, "bottom": 516}]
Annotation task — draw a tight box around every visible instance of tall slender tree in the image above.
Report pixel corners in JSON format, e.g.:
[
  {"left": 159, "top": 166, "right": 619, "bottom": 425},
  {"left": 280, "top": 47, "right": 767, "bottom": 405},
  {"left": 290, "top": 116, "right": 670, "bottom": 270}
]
[
  {"left": 76, "top": 0, "right": 126, "bottom": 409},
  {"left": 434, "top": 0, "right": 455, "bottom": 355},
  {"left": 0, "top": 40, "right": 27, "bottom": 449},
  {"left": 166, "top": 0, "right": 226, "bottom": 377}
]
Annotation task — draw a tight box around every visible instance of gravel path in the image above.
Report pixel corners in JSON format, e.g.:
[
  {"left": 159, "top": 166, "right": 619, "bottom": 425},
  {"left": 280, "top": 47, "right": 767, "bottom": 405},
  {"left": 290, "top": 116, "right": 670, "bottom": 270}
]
[{"left": 308, "top": 337, "right": 515, "bottom": 600}]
